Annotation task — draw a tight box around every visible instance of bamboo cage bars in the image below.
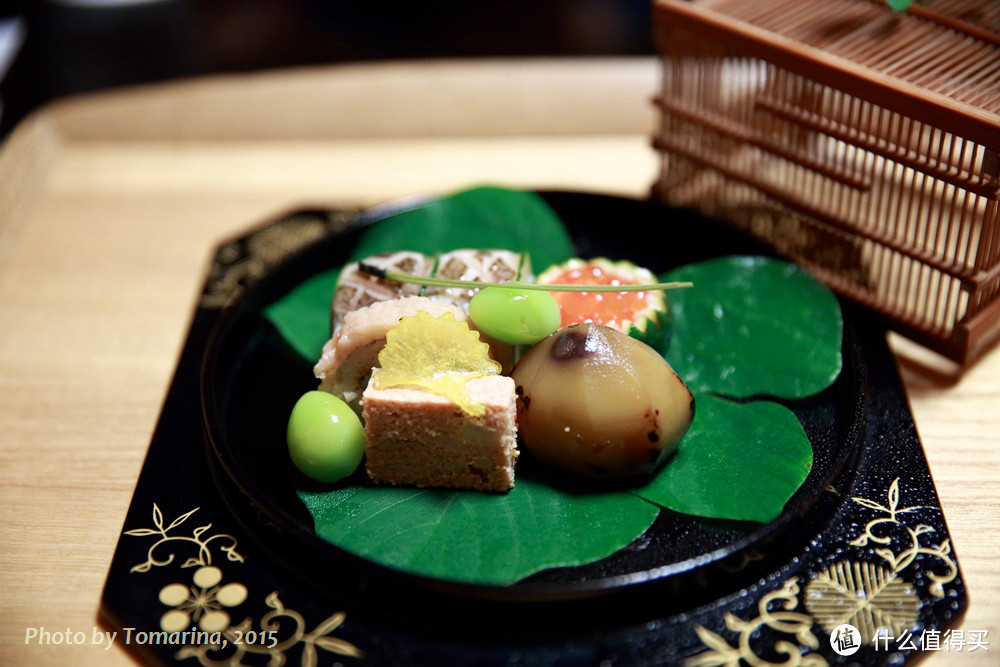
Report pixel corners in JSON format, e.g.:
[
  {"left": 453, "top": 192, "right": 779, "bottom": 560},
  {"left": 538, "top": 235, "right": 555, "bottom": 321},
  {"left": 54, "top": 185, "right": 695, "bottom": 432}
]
[{"left": 651, "top": 0, "right": 1000, "bottom": 365}]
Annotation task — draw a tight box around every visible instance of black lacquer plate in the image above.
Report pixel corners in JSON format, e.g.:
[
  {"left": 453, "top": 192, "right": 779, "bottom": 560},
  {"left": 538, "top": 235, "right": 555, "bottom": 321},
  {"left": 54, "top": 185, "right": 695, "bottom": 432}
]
[{"left": 101, "top": 192, "right": 967, "bottom": 666}]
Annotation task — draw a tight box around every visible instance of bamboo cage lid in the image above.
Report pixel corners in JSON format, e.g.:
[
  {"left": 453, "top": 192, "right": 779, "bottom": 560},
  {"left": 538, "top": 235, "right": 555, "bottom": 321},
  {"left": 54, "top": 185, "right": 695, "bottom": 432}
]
[{"left": 656, "top": 0, "right": 1000, "bottom": 137}]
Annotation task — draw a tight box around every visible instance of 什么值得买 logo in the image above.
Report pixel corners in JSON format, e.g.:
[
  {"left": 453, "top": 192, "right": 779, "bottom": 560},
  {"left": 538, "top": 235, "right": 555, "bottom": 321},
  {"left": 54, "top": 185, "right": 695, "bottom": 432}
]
[{"left": 830, "top": 624, "right": 862, "bottom": 656}]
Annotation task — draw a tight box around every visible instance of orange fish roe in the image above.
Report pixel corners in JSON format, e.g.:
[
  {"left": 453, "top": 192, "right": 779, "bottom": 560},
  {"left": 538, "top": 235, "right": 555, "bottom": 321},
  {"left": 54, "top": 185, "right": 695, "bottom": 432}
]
[{"left": 546, "top": 263, "right": 649, "bottom": 329}]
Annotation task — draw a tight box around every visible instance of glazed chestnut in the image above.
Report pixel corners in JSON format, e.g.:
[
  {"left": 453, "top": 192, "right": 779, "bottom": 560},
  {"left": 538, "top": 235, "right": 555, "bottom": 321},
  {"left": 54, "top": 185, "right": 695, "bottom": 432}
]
[{"left": 511, "top": 323, "right": 694, "bottom": 478}]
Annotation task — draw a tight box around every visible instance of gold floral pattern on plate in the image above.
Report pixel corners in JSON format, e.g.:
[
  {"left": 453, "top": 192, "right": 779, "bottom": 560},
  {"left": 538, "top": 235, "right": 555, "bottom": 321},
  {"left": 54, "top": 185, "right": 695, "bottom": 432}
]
[
  {"left": 176, "top": 593, "right": 364, "bottom": 667},
  {"left": 685, "top": 579, "right": 827, "bottom": 667},
  {"left": 847, "top": 477, "right": 957, "bottom": 599},
  {"left": 126, "top": 504, "right": 363, "bottom": 665},
  {"left": 124, "top": 504, "right": 244, "bottom": 573},
  {"left": 158, "top": 565, "right": 248, "bottom": 633},
  {"left": 805, "top": 561, "right": 919, "bottom": 644},
  {"left": 687, "top": 476, "right": 958, "bottom": 663}
]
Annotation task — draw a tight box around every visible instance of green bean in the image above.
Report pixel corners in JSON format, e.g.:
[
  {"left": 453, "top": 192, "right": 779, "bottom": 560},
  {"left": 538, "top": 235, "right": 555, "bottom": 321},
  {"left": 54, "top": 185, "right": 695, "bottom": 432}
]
[
  {"left": 287, "top": 391, "right": 366, "bottom": 483},
  {"left": 469, "top": 283, "right": 562, "bottom": 345}
]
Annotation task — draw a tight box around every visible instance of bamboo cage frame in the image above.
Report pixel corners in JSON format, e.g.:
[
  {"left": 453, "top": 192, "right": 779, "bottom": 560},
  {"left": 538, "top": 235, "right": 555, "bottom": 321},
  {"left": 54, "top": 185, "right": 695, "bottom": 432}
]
[{"left": 651, "top": 0, "right": 1000, "bottom": 365}]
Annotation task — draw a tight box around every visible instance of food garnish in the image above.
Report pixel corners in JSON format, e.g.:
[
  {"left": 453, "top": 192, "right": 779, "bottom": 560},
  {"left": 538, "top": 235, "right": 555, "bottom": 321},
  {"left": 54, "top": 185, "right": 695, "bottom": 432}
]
[
  {"left": 369, "top": 310, "right": 501, "bottom": 417},
  {"left": 357, "top": 261, "right": 693, "bottom": 294},
  {"left": 313, "top": 296, "right": 468, "bottom": 414}
]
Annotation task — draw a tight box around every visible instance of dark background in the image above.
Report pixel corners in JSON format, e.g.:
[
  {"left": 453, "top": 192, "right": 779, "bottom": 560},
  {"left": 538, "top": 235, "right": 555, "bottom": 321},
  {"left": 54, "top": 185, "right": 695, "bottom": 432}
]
[{"left": 0, "top": 0, "right": 656, "bottom": 137}]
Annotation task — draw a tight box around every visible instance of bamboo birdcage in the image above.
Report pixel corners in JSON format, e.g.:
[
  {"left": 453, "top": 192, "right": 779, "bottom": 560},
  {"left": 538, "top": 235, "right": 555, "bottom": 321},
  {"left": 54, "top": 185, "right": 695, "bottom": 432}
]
[{"left": 651, "top": 0, "right": 1000, "bottom": 366}]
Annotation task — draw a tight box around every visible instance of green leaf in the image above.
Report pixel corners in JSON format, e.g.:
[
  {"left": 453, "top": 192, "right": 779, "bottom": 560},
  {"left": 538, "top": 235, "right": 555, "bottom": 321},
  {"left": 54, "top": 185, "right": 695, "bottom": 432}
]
[
  {"left": 297, "top": 477, "right": 659, "bottom": 585},
  {"left": 264, "top": 268, "right": 341, "bottom": 362},
  {"left": 662, "top": 256, "right": 842, "bottom": 399},
  {"left": 633, "top": 394, "right": 813, "bottom": 524},
  {"left": 349, "top": 185, "right": 575, "bottom": 270}
]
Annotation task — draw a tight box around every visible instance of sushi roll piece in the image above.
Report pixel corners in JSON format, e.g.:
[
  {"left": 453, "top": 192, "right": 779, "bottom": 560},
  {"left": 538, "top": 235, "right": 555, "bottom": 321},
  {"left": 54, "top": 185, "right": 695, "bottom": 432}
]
[
  {"left": 421, "top": 249, "right": 530, "bottom": 311},
  {"left": 331, "top": 251, "right": 434, "bottom": 335}
]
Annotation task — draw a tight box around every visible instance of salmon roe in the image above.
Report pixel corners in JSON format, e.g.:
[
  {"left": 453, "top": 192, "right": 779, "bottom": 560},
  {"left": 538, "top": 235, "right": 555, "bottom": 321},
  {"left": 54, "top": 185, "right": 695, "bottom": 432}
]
[{"left": 547, "top": 263, "right": 649, "bottom": 328}]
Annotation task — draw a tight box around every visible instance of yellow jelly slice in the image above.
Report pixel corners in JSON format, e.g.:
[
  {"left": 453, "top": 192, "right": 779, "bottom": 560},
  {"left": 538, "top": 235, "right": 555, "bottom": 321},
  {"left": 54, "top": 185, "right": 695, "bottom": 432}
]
[{"left": 371, "top": 311, "right": 501, "bottom": 416}]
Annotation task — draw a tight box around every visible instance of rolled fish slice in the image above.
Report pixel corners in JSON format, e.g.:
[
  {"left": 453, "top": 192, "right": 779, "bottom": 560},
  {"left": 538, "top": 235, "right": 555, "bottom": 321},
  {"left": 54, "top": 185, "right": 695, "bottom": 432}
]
[{"left": 315, "top": 296, "right": 469, "bottom": 412}]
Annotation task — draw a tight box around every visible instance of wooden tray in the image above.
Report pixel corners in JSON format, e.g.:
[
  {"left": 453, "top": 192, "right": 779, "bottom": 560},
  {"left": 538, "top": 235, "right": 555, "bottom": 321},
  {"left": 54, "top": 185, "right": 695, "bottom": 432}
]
[{"left": 0, "top": 58, "right": 997, "bottom": 667}]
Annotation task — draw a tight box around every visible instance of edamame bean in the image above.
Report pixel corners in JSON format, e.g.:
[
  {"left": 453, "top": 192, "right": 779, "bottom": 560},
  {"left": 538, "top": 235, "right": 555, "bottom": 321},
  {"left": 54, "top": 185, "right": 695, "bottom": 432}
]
[
  {"left": 468, "top": 283, "right": 562, "bottom": 346},
  {"left": 287, "top": 391, "right": 366, "bottom": 483}
]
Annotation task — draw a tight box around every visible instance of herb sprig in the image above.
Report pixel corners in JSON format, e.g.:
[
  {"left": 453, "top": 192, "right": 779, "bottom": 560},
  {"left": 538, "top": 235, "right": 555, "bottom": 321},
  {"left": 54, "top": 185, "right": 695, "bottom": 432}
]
[{"left": 358, "top": 262, "right": 693, "bottom": 293}]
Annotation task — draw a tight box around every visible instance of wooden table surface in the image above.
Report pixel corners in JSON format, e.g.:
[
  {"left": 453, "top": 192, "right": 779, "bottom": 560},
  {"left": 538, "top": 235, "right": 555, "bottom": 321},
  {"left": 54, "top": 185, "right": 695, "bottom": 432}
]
[{"left": 0, "top": 57, "right": 996, "bottom": 666}]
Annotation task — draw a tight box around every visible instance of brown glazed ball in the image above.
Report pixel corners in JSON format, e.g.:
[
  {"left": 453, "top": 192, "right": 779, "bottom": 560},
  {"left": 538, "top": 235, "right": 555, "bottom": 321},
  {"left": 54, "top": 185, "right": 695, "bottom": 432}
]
[{"left": 511, "top": 323, "right": 694, "bottom": 478}]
